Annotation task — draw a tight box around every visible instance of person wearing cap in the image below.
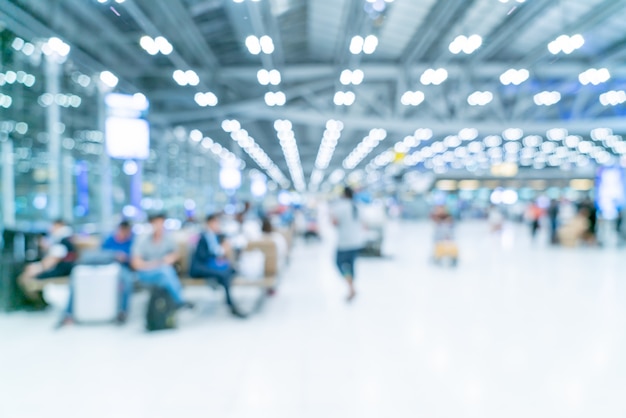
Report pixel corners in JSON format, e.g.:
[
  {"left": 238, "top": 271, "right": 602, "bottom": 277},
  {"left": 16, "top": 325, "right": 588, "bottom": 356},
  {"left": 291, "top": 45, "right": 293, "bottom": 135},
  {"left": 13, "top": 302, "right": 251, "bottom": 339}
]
[
  {"left": 190, "top": 213, "right": 246, "bottom": 318},
  {"left": 131, "top": 213, "right": 192, "bottom": 310}
]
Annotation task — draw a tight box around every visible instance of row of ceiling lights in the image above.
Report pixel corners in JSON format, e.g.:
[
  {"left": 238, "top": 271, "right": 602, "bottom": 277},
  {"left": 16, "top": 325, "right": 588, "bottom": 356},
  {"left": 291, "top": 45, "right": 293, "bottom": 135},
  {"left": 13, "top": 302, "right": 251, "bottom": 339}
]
[
  {"left": 363, "top": 128, "right": 622, "bottom": 174},
  {"left": 310, "top": 119, "right": 345, "bottom": 191},
  {"left": 188, "top": 129, "right": 241, "bottom": 166},
  {"left": 222, "top": 119, "right": 290, "bottom": 187},
  {"left": 275, "top": 120, "right": 305, "bottom": 192},
  {"left": 343, "top": 128, "right": 387, "bottom": 170},
  {"left": 38, "top": 93, "right": 82, "bottom": 108},
  {"left": 139, "top": 36, "right": 173, "bottom": 56},
  {"left": 245, "top": 35, "right": 275, "bottom": 55},
  {"left": 0, "top": 70, "right": 36, "bottom": 87}
]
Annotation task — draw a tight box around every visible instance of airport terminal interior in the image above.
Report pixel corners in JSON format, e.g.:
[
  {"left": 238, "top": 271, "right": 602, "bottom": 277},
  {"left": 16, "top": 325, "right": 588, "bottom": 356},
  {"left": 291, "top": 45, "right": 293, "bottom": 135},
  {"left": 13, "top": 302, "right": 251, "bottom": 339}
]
[{"left": 1, "top": 0, "right": 626, "bottom": 417}]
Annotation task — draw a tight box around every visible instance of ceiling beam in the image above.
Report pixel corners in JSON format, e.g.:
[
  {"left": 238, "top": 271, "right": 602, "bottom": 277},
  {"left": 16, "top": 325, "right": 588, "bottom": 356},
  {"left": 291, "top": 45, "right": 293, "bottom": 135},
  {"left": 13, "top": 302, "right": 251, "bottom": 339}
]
[
  {"left": 223, "top": 107, "right": 626, "bottom": 136},
  {"left": 513, "top": 0, "right": 626, "bottom": 68},
  {"left": 150, "top": 0, "right": 220, "bottom": 70},
  {"left": 471, "top": 0, "right": 554, "bottom": 62},
  {"left": 134, "top": 62, "right": 626, "bottom": 84},
  {"left": 401, "top": 0, "right": 470, "bottom": 66}
]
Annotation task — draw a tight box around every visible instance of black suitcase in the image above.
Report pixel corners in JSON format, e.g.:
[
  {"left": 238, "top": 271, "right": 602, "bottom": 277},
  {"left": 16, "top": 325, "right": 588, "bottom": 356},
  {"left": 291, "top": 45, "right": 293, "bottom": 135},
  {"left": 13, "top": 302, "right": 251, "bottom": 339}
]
[{"left": 146, "top": 287, "right": 177, "bottom": 331}]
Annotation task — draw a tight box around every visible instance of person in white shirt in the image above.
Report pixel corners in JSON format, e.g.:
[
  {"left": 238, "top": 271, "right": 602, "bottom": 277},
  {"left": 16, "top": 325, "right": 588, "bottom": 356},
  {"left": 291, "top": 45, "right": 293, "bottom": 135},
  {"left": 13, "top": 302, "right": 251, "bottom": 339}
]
[{"left": 331, "top": 187, "right": 363, "bottom": 302}]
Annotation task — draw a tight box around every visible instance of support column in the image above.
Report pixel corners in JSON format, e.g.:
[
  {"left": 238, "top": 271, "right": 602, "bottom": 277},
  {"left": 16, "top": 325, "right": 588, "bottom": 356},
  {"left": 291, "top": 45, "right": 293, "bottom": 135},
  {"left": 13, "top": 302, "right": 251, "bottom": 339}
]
[
  {"left": 1, "top": 134, "right": 15, "bottom": 228},
  {"left": 62, "top": 153, "right": 74, "bottom": 223},
  {"left": 45, "top": 56, "right": 62, "bottom": 220},
  {"left": 98, "top": 86, "right": 113, "bottom": 232}
]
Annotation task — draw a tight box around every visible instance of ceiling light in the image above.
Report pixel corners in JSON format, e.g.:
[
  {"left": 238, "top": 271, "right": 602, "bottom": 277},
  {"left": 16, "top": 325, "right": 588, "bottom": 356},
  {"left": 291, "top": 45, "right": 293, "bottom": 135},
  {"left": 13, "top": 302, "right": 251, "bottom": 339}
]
[
  {"left": 99, "top": 70, "right": 118, "bottom": 88},
  {"left": 185, "top": 70, "right": 199, "bottom": 86},
  {"left": 548, "top": 34, "right": 584, "bottom": 55},
  {"left": 0, "top": 93, "right": 13, "bottom": 109},
  {"left": 579, "top": 68, "right": 610, "bottom": 86},
  {"left": 458, "top": 128, "right": 478, "bottom": 141},
  {"left": 467, "top": 91, "right": 492, "bottom": 106},
  {"left": 340, "top": 69, "right": 364, "bottom": 85},
  {"left": 22, "top": 43, "right": 35, "bottom": 56},
  {"left": 591, "top": 128, "right": 613, "bottom": 141},
  {"left": 172, "top": 69, "right": 199, "bottom": 86},
  {"left": 189, "top": 129, "right": 203, "bottom": 142},
  {"left": 259, "top": 36, "right": 275, "bottom": 54},
  {"left": 350, "top": 36, "right": 364, "bottom": 54},
  {"left": 420, "top": 68, "right": 448, "bottom": 85},
  {"left": 599, "top": 90, "right": 626, "bottom": 106},
  {"left": 194, "top": 91, "right": 218, "bottom": 107},
  {"left": 362, "top": 35, "right": 378, "bottom": 54},
  {"left": 139, "top": 36, "right": 159, "bottom": 55},
  {"left": 44, "top": 37, "right": 71, "bottom": 57},
  {"left": 257, "top": 69, "right": 270, "bottom": 85},
  {"left": 500, "top": 68, "right": 529, "bottom": 85},
  {"left": 269, "top": 69, "right": 281, "bottom": 85},
  {"left": 503, "top": 128, "right": 523, "bottom": 141},
  {"left": 154, "top": 36, "right": 173, "bottom": 55},
  {"left": 414, "top": 128, "right": 433, "bottom": 140},
  {"left": 449, "top": 35, "right": 482, "bottom": 55},
  {"left": 11, "top": 37, "right": 24, "bottom": 51},
  {"left": 400, "top": 91, "right": 425, "bottom": 106},
  {"left": 245, "top": 36, "right": 261, "bottom": 55},
  {"left": 265, "top": 91, "right": 286, "bottom": 106},
  {"left": 334, "top": 91, "right": 355, "bottom": 106},
  {"left": 533, "top": 91, "right": 561, "bottom": 106},
  {"left": 547, "top": 128, "right": 567, "bottom": 141}
]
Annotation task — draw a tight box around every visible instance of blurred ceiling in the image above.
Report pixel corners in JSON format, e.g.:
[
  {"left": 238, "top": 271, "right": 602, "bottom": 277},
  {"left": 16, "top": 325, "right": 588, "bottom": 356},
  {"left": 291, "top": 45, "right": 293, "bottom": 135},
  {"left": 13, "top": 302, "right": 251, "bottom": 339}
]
[{"left": 2, "top": 0, "right": 626, "bottom": 188}]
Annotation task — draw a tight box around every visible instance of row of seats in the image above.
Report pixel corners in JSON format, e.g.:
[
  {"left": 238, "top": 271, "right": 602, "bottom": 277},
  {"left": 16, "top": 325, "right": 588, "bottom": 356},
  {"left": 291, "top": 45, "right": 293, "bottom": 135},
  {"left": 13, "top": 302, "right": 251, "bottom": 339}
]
[{"left": 26, "top": 227, "right": 294, "bottom": 309}]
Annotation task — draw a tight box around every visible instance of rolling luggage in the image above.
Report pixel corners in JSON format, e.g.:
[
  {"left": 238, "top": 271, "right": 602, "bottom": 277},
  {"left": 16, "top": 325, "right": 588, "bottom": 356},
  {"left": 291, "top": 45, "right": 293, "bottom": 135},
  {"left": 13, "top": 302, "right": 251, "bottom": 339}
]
[
  {"left": 433, "top": 241, "right": 459, "bottom": 266},
  {"left": 72, "top": 263, "right": 121, "bottom": 323},
  {"left": 146, "top": 287, "right": 177, "bottom": 332}
]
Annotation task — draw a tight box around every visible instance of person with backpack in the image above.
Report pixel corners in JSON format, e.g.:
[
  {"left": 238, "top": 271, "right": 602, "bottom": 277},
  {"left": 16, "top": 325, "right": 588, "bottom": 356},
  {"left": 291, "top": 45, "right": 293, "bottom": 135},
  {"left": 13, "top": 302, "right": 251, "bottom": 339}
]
[
  {"left": 131, "top": 213, "right": 193, "bottom": 310},
  {"left": 331, "top": 187, "right": 364, "bottom": 302},
  {"left": 189, "top": 213, "right": 246, "bottom": 318}
]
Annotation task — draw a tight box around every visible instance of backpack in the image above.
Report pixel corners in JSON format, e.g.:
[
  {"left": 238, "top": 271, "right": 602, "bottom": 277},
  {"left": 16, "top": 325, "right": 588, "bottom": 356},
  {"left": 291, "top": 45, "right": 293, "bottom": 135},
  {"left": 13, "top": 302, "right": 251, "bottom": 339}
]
[{"left": 145, "top": 287, "right": 177, "bottom": 332}]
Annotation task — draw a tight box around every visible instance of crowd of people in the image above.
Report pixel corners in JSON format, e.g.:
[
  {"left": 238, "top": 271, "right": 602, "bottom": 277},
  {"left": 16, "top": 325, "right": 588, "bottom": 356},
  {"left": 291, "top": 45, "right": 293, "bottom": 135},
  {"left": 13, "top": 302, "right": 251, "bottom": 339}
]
[
  {"left": 16, "top": 205, "right": 296, "bottom": 328},
  {"left": 13, "top": 187, "right": 616, "bottom": 330}
]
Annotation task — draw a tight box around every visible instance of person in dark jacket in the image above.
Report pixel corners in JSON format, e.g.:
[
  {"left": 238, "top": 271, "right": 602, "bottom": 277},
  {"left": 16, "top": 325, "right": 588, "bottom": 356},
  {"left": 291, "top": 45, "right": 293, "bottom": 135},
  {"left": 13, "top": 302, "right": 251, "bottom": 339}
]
[
  {"left": 18, "top": 219, "right": 76, "bottom": 305},
  {"left": 190, "top": 214, "right": 246, "bottom": 318}
]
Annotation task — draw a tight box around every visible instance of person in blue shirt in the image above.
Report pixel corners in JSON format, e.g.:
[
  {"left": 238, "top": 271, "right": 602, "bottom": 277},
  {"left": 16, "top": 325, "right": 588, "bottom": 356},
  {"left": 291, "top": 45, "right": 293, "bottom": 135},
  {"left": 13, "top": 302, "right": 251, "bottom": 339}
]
[
  {"left": 58, "top": 221, "right": 135, "bottom": 328},
  {"left": 102, "top": 220, "right": 134, "bottom": 268},
  {"left": 102, "top": 220, "right": 134, "bottom": 322},
  {"left": 190, "top": 214, "right": 246, "bottom": 318}
]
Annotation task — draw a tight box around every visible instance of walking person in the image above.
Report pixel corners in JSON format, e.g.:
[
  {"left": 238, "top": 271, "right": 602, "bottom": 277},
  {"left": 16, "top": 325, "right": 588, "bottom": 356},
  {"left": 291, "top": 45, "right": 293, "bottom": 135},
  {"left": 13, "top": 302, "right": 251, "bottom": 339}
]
[
  {"left": 331, "top": 187, "right": 364, "bottom": 302},
  {"left": 547, "top": 199, "right": 560, "bottom": 244},
  {"left": 527, "top": 201, "right": 543, "bottom": 240}
]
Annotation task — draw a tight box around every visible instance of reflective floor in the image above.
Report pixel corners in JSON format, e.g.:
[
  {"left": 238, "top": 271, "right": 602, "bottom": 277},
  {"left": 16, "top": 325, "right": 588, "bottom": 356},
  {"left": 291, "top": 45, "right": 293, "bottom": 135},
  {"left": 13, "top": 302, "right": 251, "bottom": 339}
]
[{"left": 2, "top": 221, "right": 626, "bottom": 418}]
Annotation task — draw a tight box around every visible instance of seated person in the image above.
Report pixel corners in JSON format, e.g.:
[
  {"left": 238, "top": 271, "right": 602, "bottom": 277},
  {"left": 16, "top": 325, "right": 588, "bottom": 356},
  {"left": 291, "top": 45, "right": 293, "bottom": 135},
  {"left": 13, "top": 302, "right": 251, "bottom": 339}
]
[
  {"left": 18, "top": 219, "right": 76, "bottom": 307},
  {"left": 102, "top": 220, "right": 135, "bottom": 321},
  {"left": 190, "top": 214, "right": 246, "bottom": 318},
  {"left": 261, "top": 217, "right": 287, "bottom": 269},
  {"left": 132, "top": 213, "right": 192, "bottom": 310},
  {"left": 58, "top": 220, "right": 135, "bottom": 327}
]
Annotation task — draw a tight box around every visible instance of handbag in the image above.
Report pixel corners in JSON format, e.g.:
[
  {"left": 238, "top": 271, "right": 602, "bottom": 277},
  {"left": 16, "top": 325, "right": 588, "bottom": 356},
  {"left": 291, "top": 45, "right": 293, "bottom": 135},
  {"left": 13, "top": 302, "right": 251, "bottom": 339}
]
[{"left": 207, "top": 256, "right": 231, "bottom": 272}]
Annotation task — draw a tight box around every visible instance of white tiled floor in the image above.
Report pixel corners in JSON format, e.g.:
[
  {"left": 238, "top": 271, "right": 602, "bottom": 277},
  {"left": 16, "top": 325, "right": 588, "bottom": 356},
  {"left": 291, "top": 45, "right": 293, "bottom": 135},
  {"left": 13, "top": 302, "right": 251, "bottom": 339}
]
[{"left": 2, "top": 220, "right": 626, "bottom": 418}]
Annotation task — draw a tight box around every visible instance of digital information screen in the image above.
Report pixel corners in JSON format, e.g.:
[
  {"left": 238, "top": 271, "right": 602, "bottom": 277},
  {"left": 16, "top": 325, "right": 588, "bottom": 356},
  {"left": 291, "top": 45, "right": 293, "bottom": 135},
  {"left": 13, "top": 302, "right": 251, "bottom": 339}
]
[{"left": 105, "top": 93, "right": 150, "bottom": 160}]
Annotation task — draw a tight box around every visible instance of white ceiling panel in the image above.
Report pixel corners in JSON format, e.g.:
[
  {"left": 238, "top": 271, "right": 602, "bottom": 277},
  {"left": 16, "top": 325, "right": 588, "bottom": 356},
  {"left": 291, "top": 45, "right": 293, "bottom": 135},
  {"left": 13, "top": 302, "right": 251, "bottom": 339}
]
[{"left": 375, "top": 0, "right": 438, "bottom": 60}]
